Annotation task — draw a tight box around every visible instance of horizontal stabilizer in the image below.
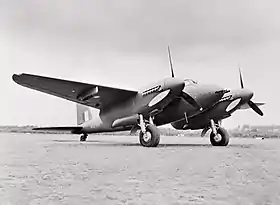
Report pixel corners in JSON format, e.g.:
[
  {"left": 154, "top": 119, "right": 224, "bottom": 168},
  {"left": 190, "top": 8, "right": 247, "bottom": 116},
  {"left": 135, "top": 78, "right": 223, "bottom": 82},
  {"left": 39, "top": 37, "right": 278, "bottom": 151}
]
[{"left": 33, "top": 126, "right": 83, "bottom": 134}]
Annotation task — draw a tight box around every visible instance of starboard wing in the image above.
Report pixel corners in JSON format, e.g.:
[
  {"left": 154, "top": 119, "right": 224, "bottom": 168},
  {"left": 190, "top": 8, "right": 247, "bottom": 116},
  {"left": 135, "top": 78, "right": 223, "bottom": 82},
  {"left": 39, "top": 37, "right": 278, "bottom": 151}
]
[{"left": 13, "top": 73, "right": 138, "bottom": 110}]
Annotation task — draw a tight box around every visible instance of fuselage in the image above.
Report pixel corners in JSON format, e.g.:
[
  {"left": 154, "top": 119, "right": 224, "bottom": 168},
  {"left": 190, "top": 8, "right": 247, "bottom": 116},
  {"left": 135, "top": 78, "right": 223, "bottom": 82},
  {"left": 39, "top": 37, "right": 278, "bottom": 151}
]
[{"left": 81, "top": 77, "right": 228, "bottom": 133}]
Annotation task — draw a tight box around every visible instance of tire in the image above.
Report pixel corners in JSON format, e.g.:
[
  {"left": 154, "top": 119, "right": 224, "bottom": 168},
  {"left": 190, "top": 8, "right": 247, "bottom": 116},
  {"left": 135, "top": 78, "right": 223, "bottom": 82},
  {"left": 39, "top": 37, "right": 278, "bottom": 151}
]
[
  {"left": 210, "top": 127, "right": 229, "bottom": 146},
  {"left": 139, "top": 124, "right": 160, "bottom": 147},
  {"left": 80, "top": 134, "right": 88, "bottom": 142}
]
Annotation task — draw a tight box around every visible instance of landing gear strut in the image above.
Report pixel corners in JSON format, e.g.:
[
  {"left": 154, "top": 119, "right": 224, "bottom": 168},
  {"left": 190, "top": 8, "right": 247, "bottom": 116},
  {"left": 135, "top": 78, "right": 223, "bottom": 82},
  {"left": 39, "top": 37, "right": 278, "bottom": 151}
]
[
  {"left": 209, "top": 120, "right": 229, "bottom": 146},
  {"left": 80, "top": 133, "right": 88, "bottom": 142},
  {"left": 138, "top": 114, "right": 160, "bottom": 147}
]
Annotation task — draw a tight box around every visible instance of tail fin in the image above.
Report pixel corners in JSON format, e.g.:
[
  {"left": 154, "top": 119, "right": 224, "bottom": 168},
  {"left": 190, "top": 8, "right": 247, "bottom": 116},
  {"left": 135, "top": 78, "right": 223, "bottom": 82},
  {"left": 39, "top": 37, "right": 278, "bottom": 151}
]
[{"left": 76, "top": 104, "right": 92, "bottom": 125}]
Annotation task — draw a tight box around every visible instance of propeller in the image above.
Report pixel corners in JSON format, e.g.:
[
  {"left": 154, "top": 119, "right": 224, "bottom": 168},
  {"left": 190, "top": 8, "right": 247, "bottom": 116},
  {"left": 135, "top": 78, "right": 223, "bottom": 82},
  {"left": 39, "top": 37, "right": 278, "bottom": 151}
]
[
  {"left": 168, "top": 46, "right": 175, "bottom": 78},
  {"left": 239, "top": 67, "right": 244, "bottom": 89},
  {"left": 248, "top": 100, "right": 263, "bottom": 116},
  {"left": 167, "top": 46, "right": 203, "bottom": 111},
  {"left": 239, "top": 67, "right": 264, "bottom": 116}
]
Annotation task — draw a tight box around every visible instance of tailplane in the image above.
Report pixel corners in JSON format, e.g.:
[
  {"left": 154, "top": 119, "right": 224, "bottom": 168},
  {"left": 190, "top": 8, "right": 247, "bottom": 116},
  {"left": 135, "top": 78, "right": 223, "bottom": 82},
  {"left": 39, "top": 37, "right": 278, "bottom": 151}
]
[{"left": 32, "top": 104, "right": 93, "bottom": 134}]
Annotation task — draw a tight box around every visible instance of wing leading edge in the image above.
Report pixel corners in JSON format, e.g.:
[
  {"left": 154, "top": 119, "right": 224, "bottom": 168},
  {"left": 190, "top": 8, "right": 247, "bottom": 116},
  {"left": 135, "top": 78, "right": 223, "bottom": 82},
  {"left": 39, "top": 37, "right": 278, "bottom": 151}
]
[{"left": 13, "top": 73, "right": 138, "bottom": 110}]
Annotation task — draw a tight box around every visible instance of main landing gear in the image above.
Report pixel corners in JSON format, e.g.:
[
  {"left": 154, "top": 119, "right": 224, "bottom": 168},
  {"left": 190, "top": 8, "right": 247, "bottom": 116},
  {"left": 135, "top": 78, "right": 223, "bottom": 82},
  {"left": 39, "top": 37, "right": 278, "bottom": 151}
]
[
  {"left": 209, "top": 120, "right": 229, "bottom": 146},
  {"left": 138, "top": 115, "right": 160, "bottom": 147},
  {"left": 80, "top": 133, "right": 88, "bottom": 142}
]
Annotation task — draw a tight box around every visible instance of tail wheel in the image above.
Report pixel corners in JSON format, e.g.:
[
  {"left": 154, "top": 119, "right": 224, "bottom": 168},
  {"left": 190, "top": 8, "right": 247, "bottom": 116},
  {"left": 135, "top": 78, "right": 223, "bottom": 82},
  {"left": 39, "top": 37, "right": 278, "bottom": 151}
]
[
  {"left": 210, "top": 127, "right": 229, "bottom": 146},
  {"left": 139, "top": 124, "right": 160, "bottom": 147},
  {"left": 80, "top": 133, "right": 88, "bottom": 142}
]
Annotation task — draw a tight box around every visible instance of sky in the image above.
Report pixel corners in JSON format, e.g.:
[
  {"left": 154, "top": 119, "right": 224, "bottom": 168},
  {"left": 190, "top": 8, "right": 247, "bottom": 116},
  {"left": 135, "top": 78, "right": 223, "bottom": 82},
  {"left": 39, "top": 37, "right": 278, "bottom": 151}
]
[{"left": 1, "top": 0, "right": 280, "bottom": 128}]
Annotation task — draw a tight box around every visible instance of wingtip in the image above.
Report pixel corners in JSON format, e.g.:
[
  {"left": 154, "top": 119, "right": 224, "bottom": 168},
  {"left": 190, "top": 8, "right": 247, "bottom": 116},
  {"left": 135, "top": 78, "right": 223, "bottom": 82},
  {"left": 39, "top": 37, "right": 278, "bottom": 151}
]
[
  {"left": 12, "top": 74, "right": 20, "bottom": 83},
  {"left": 12, "top": 73, "right": 25, "bottom": 84}
]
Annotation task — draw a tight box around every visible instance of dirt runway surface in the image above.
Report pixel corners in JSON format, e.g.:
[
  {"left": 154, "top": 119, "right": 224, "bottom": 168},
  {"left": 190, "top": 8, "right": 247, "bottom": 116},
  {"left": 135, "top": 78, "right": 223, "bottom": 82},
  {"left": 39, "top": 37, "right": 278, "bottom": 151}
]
[{"left": 1, "top": 133, "right": 280, "bottom": 205}]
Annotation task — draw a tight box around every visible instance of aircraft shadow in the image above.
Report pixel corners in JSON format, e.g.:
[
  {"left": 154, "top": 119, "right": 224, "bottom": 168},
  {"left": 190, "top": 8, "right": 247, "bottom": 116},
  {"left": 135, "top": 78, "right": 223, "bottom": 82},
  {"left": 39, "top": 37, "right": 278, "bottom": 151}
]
[{"left": 52, "top": 140, "right": 252, "bottom": 148}]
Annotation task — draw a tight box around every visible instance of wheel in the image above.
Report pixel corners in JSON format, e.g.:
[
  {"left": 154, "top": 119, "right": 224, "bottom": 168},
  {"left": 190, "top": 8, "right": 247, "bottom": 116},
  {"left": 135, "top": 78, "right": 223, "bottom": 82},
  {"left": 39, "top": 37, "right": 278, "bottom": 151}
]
[
  {"left": 80, "top": 134, "right": 88, "bottom": 142},
  {"left": 210, "top": 127, "right": 229, "bottom": 146},
  {"left": 139, "top": 124, "right": 160, "bottom": 147}
]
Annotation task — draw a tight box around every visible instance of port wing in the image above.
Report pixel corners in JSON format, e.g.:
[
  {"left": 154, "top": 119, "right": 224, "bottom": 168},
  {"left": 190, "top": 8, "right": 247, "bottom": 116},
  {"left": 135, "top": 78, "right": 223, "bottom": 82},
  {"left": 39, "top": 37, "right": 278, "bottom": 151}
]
[{"left": 13, "top": 73, "right": 138, "bottom": 110}]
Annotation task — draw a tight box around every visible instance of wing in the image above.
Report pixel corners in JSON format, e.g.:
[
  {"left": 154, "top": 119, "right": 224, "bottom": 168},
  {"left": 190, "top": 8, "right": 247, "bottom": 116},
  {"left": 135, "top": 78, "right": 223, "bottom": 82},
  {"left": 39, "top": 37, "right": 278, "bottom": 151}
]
[{"left": 13, "top": 73, "right": 138, "bottom": 110}]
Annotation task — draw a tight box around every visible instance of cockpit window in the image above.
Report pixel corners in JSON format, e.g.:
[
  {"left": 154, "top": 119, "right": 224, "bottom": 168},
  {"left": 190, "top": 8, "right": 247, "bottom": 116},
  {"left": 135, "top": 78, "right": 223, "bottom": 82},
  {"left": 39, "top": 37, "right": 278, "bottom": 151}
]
[{"left": 184, "top": 79, "right": 198, "bottom": 85}]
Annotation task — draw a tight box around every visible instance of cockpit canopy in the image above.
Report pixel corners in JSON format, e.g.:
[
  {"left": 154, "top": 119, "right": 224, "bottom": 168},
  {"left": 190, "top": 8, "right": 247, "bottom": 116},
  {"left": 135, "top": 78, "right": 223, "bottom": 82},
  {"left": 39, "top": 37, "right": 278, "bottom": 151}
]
[{"left": 184, "top": 79, "right": 198, "bottom": 85}]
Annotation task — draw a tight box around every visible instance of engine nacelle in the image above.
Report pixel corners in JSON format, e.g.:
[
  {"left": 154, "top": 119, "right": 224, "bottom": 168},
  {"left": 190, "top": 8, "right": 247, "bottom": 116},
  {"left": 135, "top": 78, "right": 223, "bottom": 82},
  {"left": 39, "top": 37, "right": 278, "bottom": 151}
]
[{"left": 111, "top": 114, "right": 139, "bottom": 128}]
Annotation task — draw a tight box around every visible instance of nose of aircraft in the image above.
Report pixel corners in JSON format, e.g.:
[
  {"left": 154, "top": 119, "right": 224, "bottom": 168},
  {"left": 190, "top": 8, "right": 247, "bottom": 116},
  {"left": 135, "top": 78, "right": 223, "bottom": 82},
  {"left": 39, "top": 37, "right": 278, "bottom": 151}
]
[
  {"left": 206, "top": 84, "right": 227, "bottom": 99},
  {"left": 208, "top": 84, "right": 228, "bottom": 102},
  {"left": 186, "top": 84, "right": 226, "bottom": 109}
]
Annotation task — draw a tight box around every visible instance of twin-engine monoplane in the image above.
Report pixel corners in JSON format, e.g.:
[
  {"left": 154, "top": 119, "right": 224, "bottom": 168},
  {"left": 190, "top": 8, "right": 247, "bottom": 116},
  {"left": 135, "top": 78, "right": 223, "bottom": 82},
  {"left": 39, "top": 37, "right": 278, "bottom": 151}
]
[{"left": 12, "top": 48, "right": 264, "bottom": 147}]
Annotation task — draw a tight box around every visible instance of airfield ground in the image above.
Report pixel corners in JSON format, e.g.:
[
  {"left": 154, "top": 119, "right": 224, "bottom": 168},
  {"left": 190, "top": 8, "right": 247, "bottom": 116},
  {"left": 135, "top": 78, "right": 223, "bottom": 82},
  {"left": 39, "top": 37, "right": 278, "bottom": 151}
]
[{"left": 0, "top": 133, "right": 280, "bottom": 205}]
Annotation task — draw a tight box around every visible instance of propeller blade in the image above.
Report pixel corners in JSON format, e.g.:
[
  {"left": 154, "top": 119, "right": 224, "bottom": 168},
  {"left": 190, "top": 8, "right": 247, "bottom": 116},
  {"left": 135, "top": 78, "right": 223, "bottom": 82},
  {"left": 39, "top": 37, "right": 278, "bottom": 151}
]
[
  {"left": 239, "top": 67, "right": 244, "bottom": 89},
  {"left": 168, "top": 46, "right": 175, "bottom": 77},
  {"left": 248, "top": 100, "right": 264, "bottom": 116},
  {"left": 181, "top": 92, "right": 203, "bottom": 111}
]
